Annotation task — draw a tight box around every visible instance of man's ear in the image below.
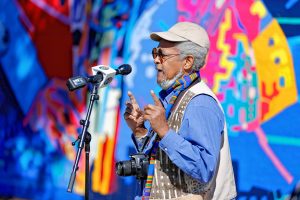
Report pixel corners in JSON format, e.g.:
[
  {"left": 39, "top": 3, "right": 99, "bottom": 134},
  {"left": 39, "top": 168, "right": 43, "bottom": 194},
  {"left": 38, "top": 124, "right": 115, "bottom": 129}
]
[{"left": 184, "top": 55, "right": 195, "bottom": 71}]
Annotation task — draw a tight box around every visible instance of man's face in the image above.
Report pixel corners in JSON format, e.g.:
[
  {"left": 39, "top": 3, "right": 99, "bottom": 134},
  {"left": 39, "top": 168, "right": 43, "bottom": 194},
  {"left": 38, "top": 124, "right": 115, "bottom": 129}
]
[{"left": 153, "top": 40, "right": 185, "bottom": 89}]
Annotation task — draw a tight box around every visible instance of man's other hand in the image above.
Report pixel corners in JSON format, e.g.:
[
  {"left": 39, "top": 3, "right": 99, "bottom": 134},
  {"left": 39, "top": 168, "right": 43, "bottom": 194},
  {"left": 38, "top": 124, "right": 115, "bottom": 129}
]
[{"left": 144, "top": 90, "right": 169, "bottom": 138}]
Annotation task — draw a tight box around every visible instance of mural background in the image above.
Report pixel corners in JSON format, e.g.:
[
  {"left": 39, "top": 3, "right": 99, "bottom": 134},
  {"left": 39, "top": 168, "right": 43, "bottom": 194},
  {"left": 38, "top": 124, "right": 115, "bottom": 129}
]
[{"left": 0, "top": 0, "right": 299, "bottom": 199}]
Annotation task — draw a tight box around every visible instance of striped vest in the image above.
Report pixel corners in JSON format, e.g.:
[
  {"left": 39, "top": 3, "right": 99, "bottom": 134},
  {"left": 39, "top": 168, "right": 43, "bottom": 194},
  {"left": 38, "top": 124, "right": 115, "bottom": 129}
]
[{"left": 149, "top": 81, "right": 237, "bottom": 200}]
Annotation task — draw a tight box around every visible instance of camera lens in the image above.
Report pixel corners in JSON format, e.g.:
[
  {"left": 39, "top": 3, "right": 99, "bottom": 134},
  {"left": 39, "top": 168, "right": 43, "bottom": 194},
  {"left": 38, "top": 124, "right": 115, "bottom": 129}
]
[
  {"left": 115, "top": 160, "right": 136, "bottom": 176},
  {"left": 115, "top": 153, "right": 149, "bottom": 179}
]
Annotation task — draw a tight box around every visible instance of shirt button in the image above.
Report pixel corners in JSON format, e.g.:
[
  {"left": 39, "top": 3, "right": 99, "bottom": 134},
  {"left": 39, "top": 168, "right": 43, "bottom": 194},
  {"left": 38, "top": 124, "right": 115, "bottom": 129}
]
[{"left": 164, "top": 147, "right": 168, "bottom": 151}]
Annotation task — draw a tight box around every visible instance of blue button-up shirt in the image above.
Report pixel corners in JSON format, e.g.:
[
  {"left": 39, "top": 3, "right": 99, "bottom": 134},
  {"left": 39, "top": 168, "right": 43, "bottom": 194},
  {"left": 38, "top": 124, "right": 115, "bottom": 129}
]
[{"left": 132, "top": 89, "right": 225, "bottom": 198}]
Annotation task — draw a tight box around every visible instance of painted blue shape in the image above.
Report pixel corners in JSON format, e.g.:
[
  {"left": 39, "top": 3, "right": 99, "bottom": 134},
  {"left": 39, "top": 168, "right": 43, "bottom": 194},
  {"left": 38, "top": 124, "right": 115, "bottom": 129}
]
[
  {"left": 279, "top": 76, "right": 285, "bottom": 87},
  {"left": 237, "top": 17, "right": 247, "bottom": 33},
  {"left": 288, "top": 36, "right": 300, "bottom": 95},
  {"left": 262, "top": 0, "right": 300, "bottom": 36},
  {"left": 268, "top": 37, "right": 274, "bottom": 46},
  {"left": 285, "top": 0, "right": 299, "bottom": 9},
  {"left": 0, "top": 21, "right": 9, "bottom": 56},
  {"left": 259, "top": 1, "right": 273, "bottom": 31},
  {"left": 274, "top": 57, "right": 280, "bottom": 64},
  {"left": 262, "top": 102, "right": 300, "bottom": 138},
  {"left": 230, "top": 132, "right": 296, "bottom": 198},
  {"left": 0, "top": 0, "right": 47, "bottom": 114},
  {"left": 260, "top": 13, "right": 273, "bottom": 32}
]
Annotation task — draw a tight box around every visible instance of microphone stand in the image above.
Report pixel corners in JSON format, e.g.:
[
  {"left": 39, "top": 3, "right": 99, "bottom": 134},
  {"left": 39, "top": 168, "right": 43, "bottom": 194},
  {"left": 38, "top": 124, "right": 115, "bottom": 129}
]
[
  {"left": 67, "top": 83, "right": 99, "bottom": 200},
  {"left": 66, "top": 66, "right": 131, "bottom": 199}
]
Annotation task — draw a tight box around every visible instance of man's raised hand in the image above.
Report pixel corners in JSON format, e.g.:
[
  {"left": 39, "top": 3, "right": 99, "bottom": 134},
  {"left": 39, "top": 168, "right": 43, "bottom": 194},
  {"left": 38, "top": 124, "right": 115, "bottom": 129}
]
[{"left": 123, "top": 91, "right": 147, "bottom": 138}]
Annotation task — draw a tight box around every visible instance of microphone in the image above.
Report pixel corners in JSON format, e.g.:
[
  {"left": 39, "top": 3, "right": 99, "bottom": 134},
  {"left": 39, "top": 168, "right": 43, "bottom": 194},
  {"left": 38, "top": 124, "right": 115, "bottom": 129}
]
[
  {"left": 91, "top": 64, "right": 132, "bottom": 88},
  {"left": 115, "top": 64, "right": 132, "bottom": 75},
  {"left": 66, "top": 64, "right": 132, "bottom": 91}
]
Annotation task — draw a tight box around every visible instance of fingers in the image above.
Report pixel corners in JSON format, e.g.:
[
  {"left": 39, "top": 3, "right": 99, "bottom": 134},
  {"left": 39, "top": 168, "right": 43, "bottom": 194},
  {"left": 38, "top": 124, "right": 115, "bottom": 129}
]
[
  {"left": 143, "top": 104, "right": 160, "bottom": 121},
  {"left": 125, "top": 106, "right": 132, "bottom": 114},
  {"left": 126, "top": 100, "right": 144, "bottom": 115},
  {"left": 125, "top": 90, "right": 162, "bottom": 122},
  {"left": 144, "top": 104, "right": 155, "bottom": 112},
  {"left": 124, "top": 112, "right": 138, "bottom": 122},
  {"left": 125, "top": 101, "right": 133, "bottom": 109},
  {"left": 124, "top": 110, "right": 139, "bottom": 122},
  {"left": 128, "top": 91, "right": 138, "bottom": 105},
  {"left": 124, "top": 107, "right": 141, "bottom": 118},
  {"left": 124, "top": 103, "right": 144, "bottom": 119},
  {"left": 136, "top": 108, "right": 144, "bottom": 116},
  {"left": 150, "top": 90, "right": 162, "bottom": 107},
  {"left": 126, "top": 115, "right": 135, "bottom": 121},
  {"left": 124, "top": 101, "right": 134, "bottom": 118}
]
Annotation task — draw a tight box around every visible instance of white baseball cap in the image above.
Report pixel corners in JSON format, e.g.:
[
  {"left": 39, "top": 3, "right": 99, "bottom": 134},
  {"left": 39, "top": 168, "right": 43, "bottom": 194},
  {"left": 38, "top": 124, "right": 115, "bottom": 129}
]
[{"left": 150, "top": 22, "right": 210, "bottom": 49}]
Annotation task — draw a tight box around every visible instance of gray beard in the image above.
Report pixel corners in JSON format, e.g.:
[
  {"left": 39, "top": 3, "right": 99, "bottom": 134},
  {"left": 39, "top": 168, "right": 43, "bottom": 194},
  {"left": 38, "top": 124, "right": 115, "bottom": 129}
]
[{"left": 159, "top": 69, "right": 183, "bottom": 90}]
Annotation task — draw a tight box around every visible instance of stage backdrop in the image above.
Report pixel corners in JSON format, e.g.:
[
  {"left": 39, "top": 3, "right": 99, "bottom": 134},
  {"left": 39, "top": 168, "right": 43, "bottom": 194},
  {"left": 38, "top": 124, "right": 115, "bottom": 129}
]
[{"left": 0, "top": 0, "right": 300, "bottom": 199}]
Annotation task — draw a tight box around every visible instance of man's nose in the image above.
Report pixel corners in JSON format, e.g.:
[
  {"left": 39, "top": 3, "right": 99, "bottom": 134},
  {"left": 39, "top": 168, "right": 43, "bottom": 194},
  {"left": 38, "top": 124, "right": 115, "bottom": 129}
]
[{"left": 154, "top": 56, "right": 161, "bottom": 64}]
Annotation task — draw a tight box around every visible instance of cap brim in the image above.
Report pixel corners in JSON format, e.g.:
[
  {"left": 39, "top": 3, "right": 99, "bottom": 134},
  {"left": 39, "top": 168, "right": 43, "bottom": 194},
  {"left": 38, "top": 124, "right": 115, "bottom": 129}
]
[{"left": 150, "top": 31, "right": 188, "bottom": 42}]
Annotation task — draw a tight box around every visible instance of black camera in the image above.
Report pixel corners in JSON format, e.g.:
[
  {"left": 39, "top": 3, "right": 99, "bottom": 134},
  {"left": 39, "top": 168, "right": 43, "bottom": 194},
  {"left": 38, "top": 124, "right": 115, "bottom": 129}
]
[{"left": 115, "top": 152, "right": 149, "bottom": 180}]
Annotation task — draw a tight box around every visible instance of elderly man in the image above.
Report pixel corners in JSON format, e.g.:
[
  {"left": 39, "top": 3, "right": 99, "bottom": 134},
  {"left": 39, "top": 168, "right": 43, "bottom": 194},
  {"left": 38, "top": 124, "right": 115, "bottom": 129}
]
[{"left": 123, "top": 22, "right": 237, "bottom": 200}]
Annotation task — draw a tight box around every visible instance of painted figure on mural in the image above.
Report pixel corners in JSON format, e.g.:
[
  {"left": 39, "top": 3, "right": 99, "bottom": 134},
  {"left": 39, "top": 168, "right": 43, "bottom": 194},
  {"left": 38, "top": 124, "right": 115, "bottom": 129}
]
[{"left": 123, "top": 22, "right": 237, "bottom": 200}]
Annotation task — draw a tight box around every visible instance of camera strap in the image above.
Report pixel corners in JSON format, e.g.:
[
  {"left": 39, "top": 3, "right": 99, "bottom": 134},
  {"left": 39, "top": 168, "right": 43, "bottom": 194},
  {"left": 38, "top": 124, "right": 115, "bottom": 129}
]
[
  {"left": 139, "top": 133, "right": 151, "bottom": 153},
  {"left": 142, "top": 72, "right": 200, "bottom": 198}
]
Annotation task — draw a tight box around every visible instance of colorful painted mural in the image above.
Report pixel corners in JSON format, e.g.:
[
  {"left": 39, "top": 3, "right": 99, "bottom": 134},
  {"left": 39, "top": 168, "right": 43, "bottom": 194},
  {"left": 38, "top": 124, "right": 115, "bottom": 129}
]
[{"left": 0, "top": 0, "right": 299, "bottom": 199}]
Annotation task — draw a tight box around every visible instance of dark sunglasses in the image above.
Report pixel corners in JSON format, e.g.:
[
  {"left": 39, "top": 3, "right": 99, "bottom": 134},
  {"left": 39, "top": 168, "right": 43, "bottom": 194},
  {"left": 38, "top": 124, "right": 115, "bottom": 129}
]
[{"left": 152, "top": 47, "right": 180, "bottom": 63}]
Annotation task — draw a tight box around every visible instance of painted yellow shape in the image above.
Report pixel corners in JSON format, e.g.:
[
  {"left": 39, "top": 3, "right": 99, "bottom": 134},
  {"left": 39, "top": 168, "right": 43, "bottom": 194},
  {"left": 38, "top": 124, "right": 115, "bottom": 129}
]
[
  {"left": 252, "top": 19, "right": 298, "bottom": 122},
  {"left": 92, "top": 135, "right": 115, "bottom": 194},
  {"left": 91, "top": 89, "right": 120, "bottom": 194},
  {"left": 74, "top": 159, "right": 86, "bottom": 194},
  {"left": 270, "top": 49, "right": 288, "bottom": 66},
  {"left": 214, "top": 9, "right": 235, "bottom": 93},
  {"left": 279, "top": 66, "right": 294, "bottom": 88},
  {"left": 92, "top": 137, "right": 104, "bottom": 192},
  {"left": 102, "top": 136, "right": 115, "bottom": 193},
  {"left": 250, "top": 1, "right": 267, "bottom": 19}
]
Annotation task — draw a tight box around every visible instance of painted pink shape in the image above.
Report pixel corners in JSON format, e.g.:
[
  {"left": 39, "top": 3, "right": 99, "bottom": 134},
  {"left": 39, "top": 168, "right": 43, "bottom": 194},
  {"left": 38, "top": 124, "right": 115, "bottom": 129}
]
[
  {"left": 228, "top": 104, "right": 234, "bottom": 117},
  {"left": 255, "top": 126, "right": 293, "bottom": 184},
  {"left": 242, "top": 86, "right": 247, "bottom": 101},
  {"left": 228, "top": 79, "right": 236, "bottom": 88},
  {"left": 234, "top": 118, "right": 293, "bottom": 183},
  {"left": 242, "top": 68, "right": 247, "bottom": 78},
  {"left": 216, "top": 93, "right": 224, "bottom": 102},
  {"left": 239, "top": 107, "right": 246, "bottom": 123}
]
